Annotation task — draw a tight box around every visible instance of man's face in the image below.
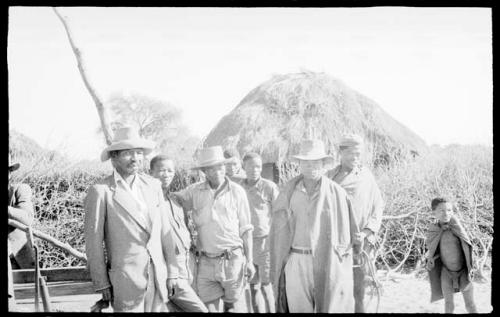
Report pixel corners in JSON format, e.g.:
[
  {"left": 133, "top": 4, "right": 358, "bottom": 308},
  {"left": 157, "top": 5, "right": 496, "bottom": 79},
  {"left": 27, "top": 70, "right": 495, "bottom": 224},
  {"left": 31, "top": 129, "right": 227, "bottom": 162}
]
[
  {"left": 340, "top": 145, "right": 363, "bottom": 170},
  {"left": 225, "top": 159, "right": 241, "bottom": 177},
  {"left": 433, "top": 202, "right": 453, "bottom": 223},
  {"left": 151, "top": 159, "right": 175, "bottom": 189},
  {"left": 243, "top": 157, "right": 262, "bottom": 182},
  {"left": 112, "top": 148, "right": 144, "bottom": 177},
  {"left": 203, "top": 163, "right": 226, "bottom": 187},
  {"left": 299, "top": 159, "right": 324, "bottom": 181}
]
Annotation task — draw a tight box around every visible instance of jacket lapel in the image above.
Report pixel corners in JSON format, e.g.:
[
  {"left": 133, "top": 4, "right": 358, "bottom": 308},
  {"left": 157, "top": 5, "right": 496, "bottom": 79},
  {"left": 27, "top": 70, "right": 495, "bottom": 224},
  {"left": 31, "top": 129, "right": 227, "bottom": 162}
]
[
  {"left": 138, "top": 175, "right": 158, "bottom": 228},
  {"left": 110, "top": 175, "right": 150, "bottom": 234}
]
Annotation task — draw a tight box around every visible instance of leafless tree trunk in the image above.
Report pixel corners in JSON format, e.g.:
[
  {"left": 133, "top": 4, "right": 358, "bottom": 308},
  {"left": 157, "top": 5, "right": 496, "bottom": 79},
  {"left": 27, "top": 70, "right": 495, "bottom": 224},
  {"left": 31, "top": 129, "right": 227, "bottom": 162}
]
[{"left": 53, "top": 7, "right": 113, "bottom": 145}]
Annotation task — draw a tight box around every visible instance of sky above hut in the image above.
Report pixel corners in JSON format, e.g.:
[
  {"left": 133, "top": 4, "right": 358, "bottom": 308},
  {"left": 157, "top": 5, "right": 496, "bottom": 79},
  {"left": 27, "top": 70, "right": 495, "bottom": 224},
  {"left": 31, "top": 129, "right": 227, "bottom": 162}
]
[{"left": 8, "top": 7, "right": 492, "bottom": 160}]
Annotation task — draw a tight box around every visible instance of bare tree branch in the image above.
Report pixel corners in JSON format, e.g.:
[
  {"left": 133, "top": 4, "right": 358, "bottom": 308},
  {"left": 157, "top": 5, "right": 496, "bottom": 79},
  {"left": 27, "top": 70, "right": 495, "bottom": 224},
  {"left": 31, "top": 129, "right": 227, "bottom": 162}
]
[{"left": 53, "top": 7, "right": 113, "bottom": 145}]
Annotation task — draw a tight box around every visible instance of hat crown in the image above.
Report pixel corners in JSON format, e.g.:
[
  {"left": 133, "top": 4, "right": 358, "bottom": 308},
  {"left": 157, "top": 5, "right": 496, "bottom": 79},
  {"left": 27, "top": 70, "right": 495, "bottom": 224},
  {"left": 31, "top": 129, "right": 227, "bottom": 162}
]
[
  {"left": 197, "top": 146, "right": 226, "bottom": 165},
  {"left": 297, "top": 139, "right": 328, "bottom": 157},
  {"left": 339, "top": 133, "right": 364, "bottom": 147},
  {"left": 112, "top": 127, "right": 141, "bottom": 142}
]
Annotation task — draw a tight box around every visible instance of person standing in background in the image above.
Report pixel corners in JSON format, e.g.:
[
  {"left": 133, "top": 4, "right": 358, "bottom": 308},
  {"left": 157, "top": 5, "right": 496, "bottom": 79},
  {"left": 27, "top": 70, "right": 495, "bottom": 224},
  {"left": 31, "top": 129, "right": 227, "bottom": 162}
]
[{"left": 150, "top": 155, "right": 208, "bottom": 312}]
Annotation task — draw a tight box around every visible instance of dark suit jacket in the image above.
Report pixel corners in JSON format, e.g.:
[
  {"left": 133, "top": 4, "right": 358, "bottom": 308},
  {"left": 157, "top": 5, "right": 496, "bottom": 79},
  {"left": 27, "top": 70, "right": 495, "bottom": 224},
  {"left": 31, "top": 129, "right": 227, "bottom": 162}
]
[{"left": 8, "top": 183, "right": 35, "bottom": 268}]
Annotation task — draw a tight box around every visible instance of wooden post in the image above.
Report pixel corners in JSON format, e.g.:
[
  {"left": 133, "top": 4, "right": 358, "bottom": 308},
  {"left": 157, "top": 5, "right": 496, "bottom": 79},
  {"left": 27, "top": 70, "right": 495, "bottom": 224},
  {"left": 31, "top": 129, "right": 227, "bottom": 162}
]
[
  {"left": 39, "top": 276, "right": 52, "bottom": 312},
  {"left": 53, "top": 7, "right": 113, "bottom": 145}
]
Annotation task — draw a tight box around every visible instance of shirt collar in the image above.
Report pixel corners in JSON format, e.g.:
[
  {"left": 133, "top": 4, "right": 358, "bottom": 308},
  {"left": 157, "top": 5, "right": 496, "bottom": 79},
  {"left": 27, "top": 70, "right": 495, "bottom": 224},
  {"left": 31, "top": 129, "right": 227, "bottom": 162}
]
[
  {"left": 113, "top": 169, "right": 138, "bottom": 188},
  {"left": 243, "top": 177, "right": 262, "bottom": 189},
  {"left": 296, "top": 177, "right": 321, "bottom": 194}
]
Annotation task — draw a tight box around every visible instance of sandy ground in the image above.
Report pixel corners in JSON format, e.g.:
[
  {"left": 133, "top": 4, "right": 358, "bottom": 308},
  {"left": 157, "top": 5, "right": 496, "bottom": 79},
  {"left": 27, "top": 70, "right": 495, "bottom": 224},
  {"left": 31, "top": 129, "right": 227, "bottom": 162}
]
[
  {"left": 14, "top": 270, "right": 492, "bottom": 313},
  {"left": 371, "top": 270, "right": 492, "bottom": 313}
]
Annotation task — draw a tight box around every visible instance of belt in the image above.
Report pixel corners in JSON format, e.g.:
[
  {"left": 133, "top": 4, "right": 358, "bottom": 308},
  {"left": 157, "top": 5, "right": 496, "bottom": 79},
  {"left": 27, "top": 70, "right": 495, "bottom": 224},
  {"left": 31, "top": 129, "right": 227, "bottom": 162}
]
[
  {"left": 290, "top": 247, "right": 312, "bottom": 254},
  {"left": 200, "top": 246, "right": 242, "bottom": 259}
]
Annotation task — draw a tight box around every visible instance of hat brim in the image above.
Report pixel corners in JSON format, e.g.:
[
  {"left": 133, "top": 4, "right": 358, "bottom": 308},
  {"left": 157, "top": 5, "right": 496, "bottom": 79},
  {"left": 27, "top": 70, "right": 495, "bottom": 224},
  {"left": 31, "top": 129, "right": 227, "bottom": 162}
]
[
  {"left": 101, "top": 139, "right": 155, "bottom": 162},
  {"left": 292, "top": 155, "right": 335, "bottom": 165},
  {"left": 9, "top": 163, "right": 20, "bottom": 172},
  {"left": 191, "top": 158, "right": 233, "bottom": 170}
]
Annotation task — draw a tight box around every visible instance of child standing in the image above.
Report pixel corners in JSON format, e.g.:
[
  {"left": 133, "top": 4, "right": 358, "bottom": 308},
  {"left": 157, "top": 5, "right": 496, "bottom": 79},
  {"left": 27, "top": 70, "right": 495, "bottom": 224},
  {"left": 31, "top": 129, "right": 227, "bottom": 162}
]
[{"left": 425, "top": 197, "right": 478, "bottom": 313}]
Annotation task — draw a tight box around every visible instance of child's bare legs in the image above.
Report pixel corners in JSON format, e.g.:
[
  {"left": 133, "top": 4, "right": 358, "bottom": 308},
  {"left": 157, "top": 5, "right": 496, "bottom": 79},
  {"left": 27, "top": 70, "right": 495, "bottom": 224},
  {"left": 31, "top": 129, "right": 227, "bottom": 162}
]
[
  {"left": 462, "top": 283, "right": 478, "bottom": 313},
  {"left": 441, "top": 268, "right": 455, "bottom": 313}
]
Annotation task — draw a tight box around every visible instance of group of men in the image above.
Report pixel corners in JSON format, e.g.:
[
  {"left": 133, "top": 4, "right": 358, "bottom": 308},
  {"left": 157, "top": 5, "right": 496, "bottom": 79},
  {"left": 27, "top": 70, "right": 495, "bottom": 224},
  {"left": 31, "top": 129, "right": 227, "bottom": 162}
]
[
  {"left": 8, "top": 126, "right": 384, "bottom": 313},
  {"left": 80, "top": 126, "right": 384, "bottom": 313}
]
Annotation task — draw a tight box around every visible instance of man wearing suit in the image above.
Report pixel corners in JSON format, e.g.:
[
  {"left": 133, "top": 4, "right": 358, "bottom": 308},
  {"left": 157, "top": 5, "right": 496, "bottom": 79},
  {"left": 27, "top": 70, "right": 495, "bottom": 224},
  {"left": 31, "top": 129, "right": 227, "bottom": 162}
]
[
  {"left": 84, "top": 127, "right": 180, "bottom": 312},
  {"left": 8, "top": 154, "right": 35, "bottom": 311}
]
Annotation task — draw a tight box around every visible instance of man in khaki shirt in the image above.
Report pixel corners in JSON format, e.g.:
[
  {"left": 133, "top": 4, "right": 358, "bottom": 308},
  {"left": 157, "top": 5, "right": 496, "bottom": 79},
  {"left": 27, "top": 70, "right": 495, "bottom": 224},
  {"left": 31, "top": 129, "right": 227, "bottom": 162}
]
[
  {"left": 240, "top": 152, "right": 279, "bottom": 313},
  {"left": 173, "top": 146, "right": 255, "bottom": 312}
]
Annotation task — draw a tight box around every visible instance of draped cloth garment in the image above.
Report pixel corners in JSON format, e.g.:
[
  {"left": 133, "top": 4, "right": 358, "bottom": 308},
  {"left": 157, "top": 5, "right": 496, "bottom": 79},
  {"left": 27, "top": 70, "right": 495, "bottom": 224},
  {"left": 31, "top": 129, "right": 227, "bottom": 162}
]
[{"left": 269, "top": 175, "right": 359, "bottom": 313}]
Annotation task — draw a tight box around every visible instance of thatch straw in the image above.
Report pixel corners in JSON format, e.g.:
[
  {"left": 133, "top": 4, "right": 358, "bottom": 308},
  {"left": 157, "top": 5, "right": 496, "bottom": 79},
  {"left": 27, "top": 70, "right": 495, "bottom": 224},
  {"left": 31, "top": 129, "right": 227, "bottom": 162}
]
[{"left": 204, "top": 71, "right": 427, "bottom": 165}]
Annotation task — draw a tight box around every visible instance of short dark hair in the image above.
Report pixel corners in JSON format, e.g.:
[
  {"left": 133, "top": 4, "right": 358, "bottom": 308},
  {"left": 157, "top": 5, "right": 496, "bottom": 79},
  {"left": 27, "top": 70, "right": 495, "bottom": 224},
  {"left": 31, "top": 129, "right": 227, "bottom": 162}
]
[
  {"left": 223, "top": 148, "right": 240, "bottom": 159},
  {"left": 431, "top": 197, "right": 449, "bottom": 210},
  {"left": 150, "top": 154, "right": 173, "bottom": 171},
  {"left": 242, "top": 152, "right": 261, "bottom": 162}
]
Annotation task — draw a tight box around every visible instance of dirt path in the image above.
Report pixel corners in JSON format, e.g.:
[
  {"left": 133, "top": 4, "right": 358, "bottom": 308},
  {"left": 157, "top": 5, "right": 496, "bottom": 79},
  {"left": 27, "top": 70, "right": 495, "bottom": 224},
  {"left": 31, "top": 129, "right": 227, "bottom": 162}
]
[{"left": 14, "top": 271, "right": 492, "bottom": 313}]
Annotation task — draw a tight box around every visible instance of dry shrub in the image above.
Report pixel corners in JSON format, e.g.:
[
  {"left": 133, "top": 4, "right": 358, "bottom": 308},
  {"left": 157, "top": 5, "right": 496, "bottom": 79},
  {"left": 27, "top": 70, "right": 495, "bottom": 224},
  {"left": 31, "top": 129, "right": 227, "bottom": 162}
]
[
  {"left": 375, "top": 144, "right": 493, "bottom": 274},
  {"left": 9, "top": 144, "right": 492, "bottom": 273}
]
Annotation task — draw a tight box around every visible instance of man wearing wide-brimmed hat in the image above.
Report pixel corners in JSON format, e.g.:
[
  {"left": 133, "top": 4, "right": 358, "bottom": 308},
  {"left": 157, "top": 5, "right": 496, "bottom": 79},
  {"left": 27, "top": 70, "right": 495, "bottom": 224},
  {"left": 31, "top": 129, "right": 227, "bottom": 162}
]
[
  {"left": 84, "top": 127, "right": 180, "bottom": 312},
  {"left": 327, "top": 133, "right": 384, "bottom": 313},
  {"left": 269, "top": 139, "right": 360, "bottom": 313},
  {"left": 172, "top": 146, "right": 255, "bottom": 312},
  {"left": 8, "top": 154, "right": 35, "bottom": 311}
]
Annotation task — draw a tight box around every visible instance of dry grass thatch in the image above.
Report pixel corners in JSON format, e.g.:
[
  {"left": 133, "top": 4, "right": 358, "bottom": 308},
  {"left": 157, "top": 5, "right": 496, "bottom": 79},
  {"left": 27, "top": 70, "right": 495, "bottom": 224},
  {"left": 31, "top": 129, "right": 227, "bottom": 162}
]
[{"left": 203, "top": 71, "right": 427, "bottom": 165}]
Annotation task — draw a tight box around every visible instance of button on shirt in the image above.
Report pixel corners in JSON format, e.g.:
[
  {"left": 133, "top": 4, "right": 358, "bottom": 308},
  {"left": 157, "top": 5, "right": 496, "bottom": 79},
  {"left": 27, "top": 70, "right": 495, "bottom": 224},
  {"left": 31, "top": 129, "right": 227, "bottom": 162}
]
[
  {"left": 113, "top": 170, "right": 151, "bottom": 232},
  {"left": 241, "top": 178, "right": 279, "bottom": 238},
  {"left": 175, "top": 178, "right": 253, "bottom": 254},
  {"left": 290, "top": 179, "right": 321, "bottom": 249}
]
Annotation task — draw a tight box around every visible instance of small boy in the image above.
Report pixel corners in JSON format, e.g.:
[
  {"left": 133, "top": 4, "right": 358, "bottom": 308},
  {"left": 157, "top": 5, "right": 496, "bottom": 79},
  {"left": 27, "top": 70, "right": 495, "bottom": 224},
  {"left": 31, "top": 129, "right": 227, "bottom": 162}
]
[{"left": 425, "top": 197, "right": 478, "bottom": 313}]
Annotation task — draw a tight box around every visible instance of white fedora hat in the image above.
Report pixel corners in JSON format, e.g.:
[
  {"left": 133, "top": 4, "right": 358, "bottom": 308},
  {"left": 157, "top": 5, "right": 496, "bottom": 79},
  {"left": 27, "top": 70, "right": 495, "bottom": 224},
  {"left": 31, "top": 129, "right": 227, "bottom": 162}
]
[
  {"left": 192, "top": 146, "right": 232, "bottom": 170},
  {"left": 100, "top": 127, "right": 156, "bottom": 162},
  {"left": 9, "top": 153, "right": 20, "bottom": 172},
  {"left": 292, "top": 139, "right": 334, "bottom": 165}
]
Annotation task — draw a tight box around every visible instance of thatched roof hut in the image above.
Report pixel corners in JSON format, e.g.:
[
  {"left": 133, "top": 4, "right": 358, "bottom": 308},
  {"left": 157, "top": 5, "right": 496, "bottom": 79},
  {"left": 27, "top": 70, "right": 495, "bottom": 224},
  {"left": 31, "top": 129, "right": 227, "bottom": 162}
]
[{"left": 204, "top": 71, "right": 427, "bottom": 181}]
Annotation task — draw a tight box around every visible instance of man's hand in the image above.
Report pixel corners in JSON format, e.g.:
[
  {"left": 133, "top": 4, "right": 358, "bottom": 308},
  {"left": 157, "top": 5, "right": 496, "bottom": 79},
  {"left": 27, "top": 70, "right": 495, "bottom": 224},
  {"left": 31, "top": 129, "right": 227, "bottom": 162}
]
[
  {"left": 353, "top": 228, "right": 374, "bottom": 246},
  {"left": 167, "top": 278, "right": 179, "bottom": 298},
  {"left": 425, "top": 258, "right": 435, "bottom": 271},
  {"left": 98, "top": 287, "right": 113, "bottom": 302},
  {"left": 245, "top": 261, "right": 256, "bottom": 281}
]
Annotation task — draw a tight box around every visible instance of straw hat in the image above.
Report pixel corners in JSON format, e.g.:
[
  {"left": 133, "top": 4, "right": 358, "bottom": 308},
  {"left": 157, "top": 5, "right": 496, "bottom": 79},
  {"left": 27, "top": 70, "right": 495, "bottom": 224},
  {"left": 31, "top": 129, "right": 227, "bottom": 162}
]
[
  {"left": 192, "top": 146, "right": 232, "bottom": 170},
  {"left": 292, "top": 139, "right": 334, "bottom": 165},
  {"left": 100, "top": 127, "right": 156, "bottom": 162},
  {"left": 339, "top": 133, "right": 364, "bottom": 148},
  {"left": 9, "top": 153, "right": 20, "bottom": 172}
]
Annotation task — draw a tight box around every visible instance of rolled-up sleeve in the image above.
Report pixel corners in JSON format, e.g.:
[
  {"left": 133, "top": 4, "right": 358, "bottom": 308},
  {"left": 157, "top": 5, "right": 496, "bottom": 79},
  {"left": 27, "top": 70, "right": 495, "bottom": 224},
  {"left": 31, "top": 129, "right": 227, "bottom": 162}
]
[
  {"left": 365, "top": 181, "right": 384, "bottom": 234},
  {"left": 171, "top": 186, "right": 194, "bottom": 212},
  {"left": 236, "top": 188, "right": 253, "bottom": 236},
  {"left": 8, "top": 184, "right": 34, "bottom": 226}
]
